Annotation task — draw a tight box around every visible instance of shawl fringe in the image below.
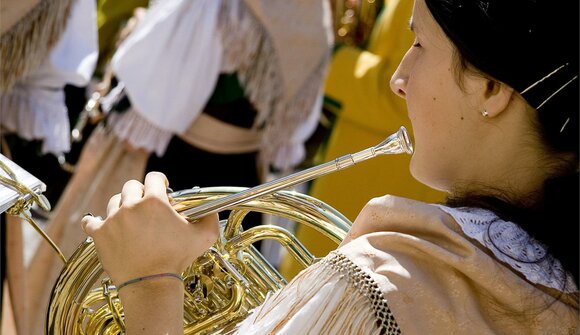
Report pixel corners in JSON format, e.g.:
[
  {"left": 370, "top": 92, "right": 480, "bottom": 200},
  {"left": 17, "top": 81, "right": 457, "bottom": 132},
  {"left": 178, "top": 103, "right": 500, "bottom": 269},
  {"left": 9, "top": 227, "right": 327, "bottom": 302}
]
[
  {"left": 219, "top": 0, "right": 330, "bottom": 170},
  {"left": 1, "top": 0, "right": 75, "bottom": 92},
  {"left": 234, "top": 251, "right": 400, "bottom": 334}
]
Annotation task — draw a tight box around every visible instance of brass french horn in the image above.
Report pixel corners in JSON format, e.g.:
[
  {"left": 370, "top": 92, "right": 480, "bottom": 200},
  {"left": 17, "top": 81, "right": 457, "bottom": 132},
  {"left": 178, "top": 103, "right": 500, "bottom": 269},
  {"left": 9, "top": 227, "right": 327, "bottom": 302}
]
[{"left": 46, "top": 126, "right": 413, "bottom": 334}]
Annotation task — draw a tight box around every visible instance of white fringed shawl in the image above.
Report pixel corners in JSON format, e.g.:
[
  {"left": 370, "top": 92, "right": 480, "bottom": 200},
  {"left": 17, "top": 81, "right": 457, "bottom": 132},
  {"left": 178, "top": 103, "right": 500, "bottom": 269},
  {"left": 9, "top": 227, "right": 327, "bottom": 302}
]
[{"left": 109, "top": 0, "right": 333, "bottom": 169}]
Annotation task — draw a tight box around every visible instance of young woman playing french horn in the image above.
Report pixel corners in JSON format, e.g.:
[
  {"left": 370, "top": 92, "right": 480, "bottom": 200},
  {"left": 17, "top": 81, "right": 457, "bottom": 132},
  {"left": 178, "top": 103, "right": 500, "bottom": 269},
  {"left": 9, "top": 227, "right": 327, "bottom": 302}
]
[{"left": 81, "top": 0, "right": 579, "bottom": 333}]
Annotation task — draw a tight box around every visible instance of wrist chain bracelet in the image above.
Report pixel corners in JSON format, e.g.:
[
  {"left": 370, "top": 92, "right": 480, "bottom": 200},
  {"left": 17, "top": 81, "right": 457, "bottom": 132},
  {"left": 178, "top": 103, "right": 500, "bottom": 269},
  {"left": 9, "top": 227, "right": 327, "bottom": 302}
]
[{"left": 117, "top": 273, "right": 184, "bottom": 291}]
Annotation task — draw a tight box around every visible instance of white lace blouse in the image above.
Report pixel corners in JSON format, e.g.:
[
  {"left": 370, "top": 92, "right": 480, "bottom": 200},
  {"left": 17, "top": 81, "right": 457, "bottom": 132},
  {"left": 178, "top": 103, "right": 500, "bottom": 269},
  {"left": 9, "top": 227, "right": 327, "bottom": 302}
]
[{"left": 436, "top": 205, "right": 578, "bottom": 293}]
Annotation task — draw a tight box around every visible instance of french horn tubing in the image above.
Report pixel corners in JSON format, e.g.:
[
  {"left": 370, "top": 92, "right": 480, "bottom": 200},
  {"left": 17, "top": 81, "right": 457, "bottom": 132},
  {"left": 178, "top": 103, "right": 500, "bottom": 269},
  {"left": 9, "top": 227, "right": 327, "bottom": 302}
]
[{"left": 46, "top": 126, "right": 413, "bottom": 334}]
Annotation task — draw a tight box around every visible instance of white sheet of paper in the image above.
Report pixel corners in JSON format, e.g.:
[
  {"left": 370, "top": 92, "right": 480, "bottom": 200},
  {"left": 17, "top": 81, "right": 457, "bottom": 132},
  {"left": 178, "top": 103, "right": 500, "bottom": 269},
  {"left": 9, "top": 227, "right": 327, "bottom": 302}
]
[{"left": 0, "top": 153, "right": 47, "bottom": 214}]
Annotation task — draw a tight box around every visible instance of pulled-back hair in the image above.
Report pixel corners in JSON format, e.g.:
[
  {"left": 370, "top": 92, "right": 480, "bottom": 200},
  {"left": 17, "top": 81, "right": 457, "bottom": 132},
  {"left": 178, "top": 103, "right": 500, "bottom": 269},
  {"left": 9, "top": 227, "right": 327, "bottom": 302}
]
[{"left": 425, "top": 0, "right": 579, "bottom": 287}]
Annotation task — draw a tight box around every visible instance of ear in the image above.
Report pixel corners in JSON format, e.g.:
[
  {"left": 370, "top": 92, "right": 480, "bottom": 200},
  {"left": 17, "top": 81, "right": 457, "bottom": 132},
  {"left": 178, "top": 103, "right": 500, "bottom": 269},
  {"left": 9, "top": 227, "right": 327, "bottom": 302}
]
[{"left": 483, "top": 80, "right": 514, "bottom": 118}]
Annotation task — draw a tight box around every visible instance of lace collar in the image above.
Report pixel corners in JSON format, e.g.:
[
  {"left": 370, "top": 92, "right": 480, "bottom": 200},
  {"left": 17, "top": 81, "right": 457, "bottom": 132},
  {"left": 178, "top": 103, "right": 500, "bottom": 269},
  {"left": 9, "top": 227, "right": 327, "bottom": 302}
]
[{"left": 436, "top": 205, "right": 578, "bottom": 293}]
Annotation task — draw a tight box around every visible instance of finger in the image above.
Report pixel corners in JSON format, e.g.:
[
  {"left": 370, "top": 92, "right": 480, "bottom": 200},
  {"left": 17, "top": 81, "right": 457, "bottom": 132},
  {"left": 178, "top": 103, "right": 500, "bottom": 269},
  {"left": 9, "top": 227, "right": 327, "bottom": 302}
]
[
  {"left": 120, "top": 179, "right": 144, "bottom": 207},
  {"left": 81, "top": 214, "right": 104, "bottom": 236},
  {"left": 143, "top": 172, "right": 169, "bottom": 200},
  {"left": 107, "top": 193, "right": 122, "bottom": 216},
  {"left": 189, "top": 214, "right": 220, "bottom": 240},
  {"left": 194, "top": 213, "right": 219, "bottom": 228}
]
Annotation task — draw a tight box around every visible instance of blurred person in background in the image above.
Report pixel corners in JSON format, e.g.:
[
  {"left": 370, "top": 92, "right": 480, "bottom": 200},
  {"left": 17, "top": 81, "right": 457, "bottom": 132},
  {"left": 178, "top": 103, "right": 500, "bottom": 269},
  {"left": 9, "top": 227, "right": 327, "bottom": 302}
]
[{"left": 0, "top": 0, "right": 98, "bottom": 333}]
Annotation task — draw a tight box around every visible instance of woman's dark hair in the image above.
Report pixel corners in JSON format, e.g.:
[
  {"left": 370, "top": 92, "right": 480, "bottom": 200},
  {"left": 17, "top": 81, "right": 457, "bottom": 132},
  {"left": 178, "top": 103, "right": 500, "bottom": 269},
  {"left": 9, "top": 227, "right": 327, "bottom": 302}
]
[{"left": 424, "top": 0, "right": 579, "bottom": 288}]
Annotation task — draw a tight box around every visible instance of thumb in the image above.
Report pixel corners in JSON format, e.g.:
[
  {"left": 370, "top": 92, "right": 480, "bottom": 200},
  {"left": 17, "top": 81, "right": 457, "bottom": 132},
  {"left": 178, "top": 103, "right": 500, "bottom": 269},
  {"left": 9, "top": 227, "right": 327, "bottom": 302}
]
[{"left": 81, "top": 213, "right": 104, "bottom": 237}]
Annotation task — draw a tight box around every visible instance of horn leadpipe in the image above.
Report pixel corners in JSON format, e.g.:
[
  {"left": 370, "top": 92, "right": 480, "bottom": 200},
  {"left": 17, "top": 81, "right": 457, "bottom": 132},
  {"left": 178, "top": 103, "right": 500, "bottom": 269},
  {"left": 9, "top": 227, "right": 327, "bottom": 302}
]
[{"left": 180, "top": 126, "right": 413, "bottom": 221}]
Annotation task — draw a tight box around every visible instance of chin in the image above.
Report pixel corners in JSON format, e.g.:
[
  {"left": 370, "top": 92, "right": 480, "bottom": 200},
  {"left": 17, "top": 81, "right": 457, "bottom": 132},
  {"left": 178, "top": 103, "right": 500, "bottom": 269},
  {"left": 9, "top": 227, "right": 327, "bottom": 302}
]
[
  {"left": 409, "top": 153, "right": 447, "bottom": 192},
  {"left": 409, "top": 154, "right": 426, "bottom": 184}
]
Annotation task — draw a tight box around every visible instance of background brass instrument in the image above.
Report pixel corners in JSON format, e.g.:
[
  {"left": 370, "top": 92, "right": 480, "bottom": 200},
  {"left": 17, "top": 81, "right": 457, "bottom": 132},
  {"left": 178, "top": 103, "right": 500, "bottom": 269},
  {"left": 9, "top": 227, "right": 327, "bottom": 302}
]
[
  {"left": 46, "top": 126, "right": 413, "bottom": 334},
  {"left": 332, "top": 0, "right": 384, "bottom": 47}
]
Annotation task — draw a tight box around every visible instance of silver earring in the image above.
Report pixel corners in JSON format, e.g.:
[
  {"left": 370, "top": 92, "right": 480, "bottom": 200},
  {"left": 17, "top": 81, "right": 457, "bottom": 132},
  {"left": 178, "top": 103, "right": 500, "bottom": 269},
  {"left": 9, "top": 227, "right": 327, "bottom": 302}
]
[{"left": 481, "top": 109, "right": 489, "bottom": 117}]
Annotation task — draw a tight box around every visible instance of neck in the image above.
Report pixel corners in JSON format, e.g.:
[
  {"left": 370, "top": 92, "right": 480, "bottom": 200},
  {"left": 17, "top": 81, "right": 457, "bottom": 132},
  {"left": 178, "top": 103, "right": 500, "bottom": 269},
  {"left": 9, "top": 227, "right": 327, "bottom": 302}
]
[{"left": 451, "top": 102, "right": 556, "bottom": 206}]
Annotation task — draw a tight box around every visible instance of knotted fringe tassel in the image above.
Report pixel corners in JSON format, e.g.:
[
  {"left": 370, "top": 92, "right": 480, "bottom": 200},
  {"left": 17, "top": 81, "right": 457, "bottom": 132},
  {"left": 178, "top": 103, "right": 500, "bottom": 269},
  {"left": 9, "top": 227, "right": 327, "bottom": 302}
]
[
  {"left": 1, "top": 0, "right": 75, "bottom": 92},
  {"left": 233, "top": 251, "right": 400, "bottom": 334}
]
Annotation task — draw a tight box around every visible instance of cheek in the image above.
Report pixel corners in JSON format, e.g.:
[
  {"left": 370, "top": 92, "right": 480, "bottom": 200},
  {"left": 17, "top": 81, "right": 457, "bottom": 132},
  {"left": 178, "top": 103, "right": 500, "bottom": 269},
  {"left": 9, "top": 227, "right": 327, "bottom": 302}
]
[
  {"left": 406, "top": 80, "right": 445, "bottom": 143},
  {"left": 405, "top": 78, "right": 459, "bottom": 190},
  {"left": 406, "top": 60, "right": 460, "bottom": 142}
]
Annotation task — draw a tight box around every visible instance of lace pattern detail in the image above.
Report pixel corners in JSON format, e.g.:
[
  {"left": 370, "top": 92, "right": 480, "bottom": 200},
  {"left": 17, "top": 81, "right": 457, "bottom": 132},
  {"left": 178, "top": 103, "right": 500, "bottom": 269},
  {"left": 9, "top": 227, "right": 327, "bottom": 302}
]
[
  {"left": 107, "top": 109, "right": 172, "bottom": 156},
  {"left": 0, "top": 85, "right": 70, "bottom": 155},
  {"left": 436, "top": 205, "right": 578, "bottom": 293},
  {"left": 323, "top": 251, "right": 402, "bottom": 335}
]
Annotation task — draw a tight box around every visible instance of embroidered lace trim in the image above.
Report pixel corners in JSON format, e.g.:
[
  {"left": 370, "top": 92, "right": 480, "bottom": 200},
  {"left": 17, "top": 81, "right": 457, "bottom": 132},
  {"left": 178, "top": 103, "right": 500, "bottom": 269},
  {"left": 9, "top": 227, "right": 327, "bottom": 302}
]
[
  {"left": 436, "top": 205, "right": 578, "bottom": 293},
  {"left": 323, "top": 251, "right": 402, "bottom": 335}
]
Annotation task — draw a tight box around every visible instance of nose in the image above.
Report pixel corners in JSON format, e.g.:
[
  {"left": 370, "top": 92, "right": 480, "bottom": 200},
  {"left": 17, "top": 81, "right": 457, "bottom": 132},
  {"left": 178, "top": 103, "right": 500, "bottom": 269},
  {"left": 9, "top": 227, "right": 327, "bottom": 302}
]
[{"left": 390, "top": 69, "right": 407, "bottom": 99}]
